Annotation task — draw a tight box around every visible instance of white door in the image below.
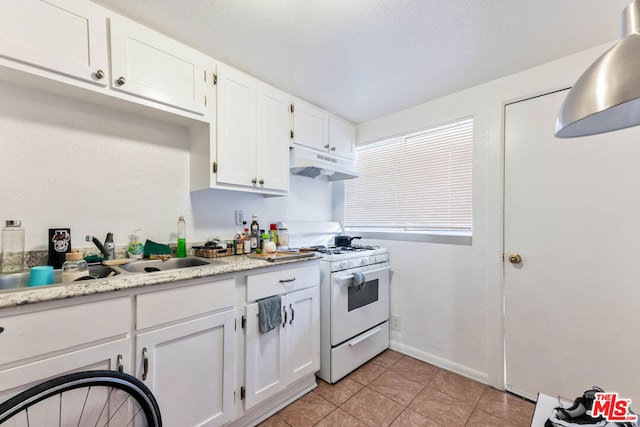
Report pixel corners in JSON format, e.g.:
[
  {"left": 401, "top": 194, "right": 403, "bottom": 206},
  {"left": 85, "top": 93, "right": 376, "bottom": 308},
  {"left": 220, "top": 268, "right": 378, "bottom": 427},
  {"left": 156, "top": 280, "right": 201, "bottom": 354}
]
[
  {"left": 216, "top": 63, "right": 257, "bottom": 188},
  {"left": 244, "top": 300, "right": 287, "bottom": 410},
  {"left": 110, "top": 15, "right": 207, "bottom": 114},
  {"left": 256, "top": 82, "right": 290, "bottom": 192},
  {"left": 0, "top": 0, "right": 108, "bottom": 85},
  {"left": 136, "top": 311, "right": 236, "bottom": 427},
  {"left": 329, "top": 115, "right": 356, "bottom": 159},
  {"left": 504, "top": 89, "right": 640, "bottom": 403},
  {"left": 286, "top": 287, "right": 320, "bottom": 384},
  {"left": 292, "top": 99, "right": 329, "bottom": 152}
]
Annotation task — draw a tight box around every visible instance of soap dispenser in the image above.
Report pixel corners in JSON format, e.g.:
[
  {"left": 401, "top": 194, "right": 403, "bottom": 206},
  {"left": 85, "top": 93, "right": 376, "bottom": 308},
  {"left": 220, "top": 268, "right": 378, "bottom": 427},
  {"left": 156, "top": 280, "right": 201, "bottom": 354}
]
[
  {"left": 127, "top": 229, "right": 144, "bottom": 259},
  {"left": 177, "top": 216, "right": 187, "bottom": 258}
]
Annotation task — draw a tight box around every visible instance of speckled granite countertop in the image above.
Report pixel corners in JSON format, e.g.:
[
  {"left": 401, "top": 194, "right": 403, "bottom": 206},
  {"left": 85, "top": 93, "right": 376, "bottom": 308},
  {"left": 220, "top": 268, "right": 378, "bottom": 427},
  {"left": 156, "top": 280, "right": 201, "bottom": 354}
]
[{"left": 0, "top": 255, "right": 321, "bottom": 310}]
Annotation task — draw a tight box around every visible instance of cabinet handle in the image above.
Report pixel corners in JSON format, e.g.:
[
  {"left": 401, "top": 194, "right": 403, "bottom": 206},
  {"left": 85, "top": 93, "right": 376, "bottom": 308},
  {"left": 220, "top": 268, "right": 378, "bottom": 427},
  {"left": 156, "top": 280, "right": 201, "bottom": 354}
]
[
  {"left": 116, "top": 76, "right": 126, "bottom": 86},
  {"left": 324, "top": 144, "right": 331, "bottom": 149},
  {"left": 278, "top": 278, "right": 296, "bottom": 284},
  {"left": 259, "top": 179, "right": 264, "bottom": 185},
  {"left": 95, "top": 69, "right": 105, "bottom": 80},
  {"left": 117, "top": 354, "right": 124, "bottom": 373},
  {"left": 290, "top": 304, "right": 294, "bottom": 325},
  {"left": 282, "top": 306, "right": 287, "bottom": 328},
  {"left": 330, "top": 146, "right": 336, "bottom": 151},
  {"left": 142, "top": 347, "right": 149, "bottom": 380},
  {"left": 251, "top": 178, "right": 257, "bottom": 184}
]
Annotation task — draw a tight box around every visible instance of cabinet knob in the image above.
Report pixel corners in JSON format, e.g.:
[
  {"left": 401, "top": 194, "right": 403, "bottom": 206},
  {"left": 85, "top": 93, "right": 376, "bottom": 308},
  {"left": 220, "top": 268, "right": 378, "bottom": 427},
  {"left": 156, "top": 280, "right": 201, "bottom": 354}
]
[
  {"left": 259, "top": 179, "right": 264, "bottom": 185},
  {"left": 324, "top": 144, "right": 331, "bottom": 149},
  {"left": 330, "top": 146, "right": 336, "bottom": 151},
  {"left": 117, "top": 354, "right": 124, "bottom": 373},
  {"left": 95, "top": 69, "right": 105, "bottom": 80},
  {"left": 116, "top": 76, "right": 126, "bottom": 86},
  {"left": 0, "top": 326, "right": 4, "bottom": 334},
  {"left": 251, "top": 178, "right": 257, "bottom": 184}
]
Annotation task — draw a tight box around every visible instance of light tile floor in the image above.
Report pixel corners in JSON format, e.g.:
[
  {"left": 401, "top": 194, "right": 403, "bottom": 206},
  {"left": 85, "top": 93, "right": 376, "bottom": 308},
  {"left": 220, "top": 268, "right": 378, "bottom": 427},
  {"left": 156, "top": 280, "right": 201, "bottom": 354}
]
[{"left": 259, "top": 350, "right": 535, "bottom": 427}]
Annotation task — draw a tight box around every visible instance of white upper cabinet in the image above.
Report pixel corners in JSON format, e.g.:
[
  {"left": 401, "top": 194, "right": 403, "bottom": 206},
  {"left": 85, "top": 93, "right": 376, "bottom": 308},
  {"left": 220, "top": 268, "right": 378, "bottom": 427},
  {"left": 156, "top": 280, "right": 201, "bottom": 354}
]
[
  {"left": 110, "top": 15, "right": 207, "bottom": 115},
  {"left": 214, "top": 63, "right": 290, "bottom": 194},
  {"left": 292, "top": 99, "right": 329, "bottom": 152},
  {"left": 256, "top": 82, "right": 291, "bottom": 192},
  {"left": 0, "top": 0, "right": 108, "bottom": 86},
  {"left": 329, "top": 115, "right": 356, "bottom": 160},
  {"left": 216, "top": 63, "right": 257, "bottom": 188}
]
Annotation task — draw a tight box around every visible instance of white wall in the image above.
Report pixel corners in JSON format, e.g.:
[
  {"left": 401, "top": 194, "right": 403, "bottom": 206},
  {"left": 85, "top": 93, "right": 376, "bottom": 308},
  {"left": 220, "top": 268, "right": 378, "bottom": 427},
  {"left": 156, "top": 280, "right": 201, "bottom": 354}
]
[
  {"left": 0, "top": 81, "right": 333, "bottom": 251},
  {"left": 352, "top": 42, "right": 615, "bottom": 386}
]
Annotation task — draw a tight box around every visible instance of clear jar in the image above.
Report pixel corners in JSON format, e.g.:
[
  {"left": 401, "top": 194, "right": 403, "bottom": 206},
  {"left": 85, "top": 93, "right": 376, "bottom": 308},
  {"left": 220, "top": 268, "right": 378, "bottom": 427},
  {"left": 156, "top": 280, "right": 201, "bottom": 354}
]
[
  {"left": 1, "top": 220, "right": 25, "bottom": 273},
  {"left": 277, "top": 228, "right": 289, "bottom": 248},
  {"left": 62, "top": 250, "right": 89, "bottom": 283}
]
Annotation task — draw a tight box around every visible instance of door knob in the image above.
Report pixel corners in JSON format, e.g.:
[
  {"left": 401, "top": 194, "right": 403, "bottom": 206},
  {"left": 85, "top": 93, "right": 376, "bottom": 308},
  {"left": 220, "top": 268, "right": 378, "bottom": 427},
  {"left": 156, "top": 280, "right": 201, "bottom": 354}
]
[{"left": 508, "top": 253, "right": 522, "bottom": 264}]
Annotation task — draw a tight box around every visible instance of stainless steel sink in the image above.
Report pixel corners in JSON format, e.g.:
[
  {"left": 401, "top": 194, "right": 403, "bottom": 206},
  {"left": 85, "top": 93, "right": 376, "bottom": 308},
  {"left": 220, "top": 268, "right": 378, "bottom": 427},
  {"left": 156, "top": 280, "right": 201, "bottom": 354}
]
[
  {"left": 0, "top": 265, "right": 120, "bottom": 291},
  {"left": 118, "top": 257, "right": 218, "bottom": 273}
]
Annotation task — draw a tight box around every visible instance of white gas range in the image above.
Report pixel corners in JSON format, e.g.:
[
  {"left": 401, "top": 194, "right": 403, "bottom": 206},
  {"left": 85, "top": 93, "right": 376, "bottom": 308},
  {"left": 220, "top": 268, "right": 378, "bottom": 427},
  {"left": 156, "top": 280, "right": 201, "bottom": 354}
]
[
  {"left": 316, "top": 245, "right": 391, "bottom": 383},
  {"left": 278, "top": 222, "right": 391, "bottom": 383}
]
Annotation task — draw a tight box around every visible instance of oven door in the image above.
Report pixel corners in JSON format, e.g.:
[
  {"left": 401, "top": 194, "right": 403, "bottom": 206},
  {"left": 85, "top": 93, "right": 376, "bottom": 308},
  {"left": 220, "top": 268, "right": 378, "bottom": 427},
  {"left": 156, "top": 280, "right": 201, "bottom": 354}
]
[{"left": 330, "top": 262, "right": 390, "bottom": 346}]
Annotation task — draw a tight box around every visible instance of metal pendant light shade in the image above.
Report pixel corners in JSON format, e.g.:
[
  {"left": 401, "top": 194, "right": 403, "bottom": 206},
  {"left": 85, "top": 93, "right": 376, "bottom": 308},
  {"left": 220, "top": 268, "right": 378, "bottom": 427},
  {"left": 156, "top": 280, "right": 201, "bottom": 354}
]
[{"left": 556, "top": 0, "right": 640, "bottom": 138}]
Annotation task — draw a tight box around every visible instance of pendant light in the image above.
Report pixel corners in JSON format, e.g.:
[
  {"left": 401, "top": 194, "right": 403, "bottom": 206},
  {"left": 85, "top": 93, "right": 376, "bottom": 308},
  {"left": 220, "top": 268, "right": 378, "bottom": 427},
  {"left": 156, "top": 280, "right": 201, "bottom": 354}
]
[{"left": 555, "top": 0, "right": 640, "bottom": 138}]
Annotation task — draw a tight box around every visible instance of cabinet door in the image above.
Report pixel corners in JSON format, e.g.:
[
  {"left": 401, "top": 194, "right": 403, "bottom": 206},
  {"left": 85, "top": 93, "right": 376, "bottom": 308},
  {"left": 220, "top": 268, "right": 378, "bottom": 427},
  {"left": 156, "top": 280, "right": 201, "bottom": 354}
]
[
  {"left": 0, "top": 339, "right": 129, "bottom": 406},
  {"left": 136, "top": 311, "right": 236, "bottom": 427},
  {"left": 329, "top": 115, "right": 356, "bottom": 159},
  {"left": 256, "top": 83, "right": 290, "bottom": 192},
  {"left": 292, "top": 99, "right": 329, "bottom": 152},
  {"left": 216, "top": 63, "right": 257, "bottom": 188},
  {"left": 110, "top": 15, "right": 207, "bottom": 115},
  {"left": 0, "top": 0, "right": 108, "bottom": 86},
  {"left": 285, "top": 287, "right": 320, "bottom": 384},
  {"left": 244, "top": 300, "right": 287, "bottom": 410}
]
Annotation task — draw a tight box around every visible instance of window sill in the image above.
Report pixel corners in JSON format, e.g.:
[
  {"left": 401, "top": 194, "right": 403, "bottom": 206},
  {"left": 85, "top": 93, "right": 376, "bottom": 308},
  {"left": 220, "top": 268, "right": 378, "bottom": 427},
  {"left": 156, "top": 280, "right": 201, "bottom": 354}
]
[{"left": 344, "top": 229, "right": 472, "bottom": 246}]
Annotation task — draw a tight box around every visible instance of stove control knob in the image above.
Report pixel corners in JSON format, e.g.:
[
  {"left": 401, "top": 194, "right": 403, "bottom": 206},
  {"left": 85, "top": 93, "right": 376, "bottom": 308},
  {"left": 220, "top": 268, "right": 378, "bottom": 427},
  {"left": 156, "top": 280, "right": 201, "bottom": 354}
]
[
  {"left": 361, "top": 258, "right": 367, "bottom": 266},
  {"left": 347, "top": 261, "right": 353, "bottom": 268},
  {"left": 337, "top": 262, "right": 346, "bottom": 270},
  {"left": 376, "top": 255, "right": 385, "bottom": 263}
]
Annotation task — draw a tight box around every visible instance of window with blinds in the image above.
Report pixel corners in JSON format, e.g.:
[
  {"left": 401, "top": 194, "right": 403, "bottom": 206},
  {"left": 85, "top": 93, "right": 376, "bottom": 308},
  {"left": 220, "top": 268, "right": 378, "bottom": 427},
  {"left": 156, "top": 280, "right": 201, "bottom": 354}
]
[{"left": 344, "top": 118, "right": 473, "bottom": 233}]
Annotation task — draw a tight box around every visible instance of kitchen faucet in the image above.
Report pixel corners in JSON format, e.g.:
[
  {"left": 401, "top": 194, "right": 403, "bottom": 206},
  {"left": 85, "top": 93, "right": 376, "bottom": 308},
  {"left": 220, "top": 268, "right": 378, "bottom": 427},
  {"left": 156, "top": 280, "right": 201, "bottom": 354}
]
[{"left": 86, "top": 233, "right": 115, "bottom": 259}]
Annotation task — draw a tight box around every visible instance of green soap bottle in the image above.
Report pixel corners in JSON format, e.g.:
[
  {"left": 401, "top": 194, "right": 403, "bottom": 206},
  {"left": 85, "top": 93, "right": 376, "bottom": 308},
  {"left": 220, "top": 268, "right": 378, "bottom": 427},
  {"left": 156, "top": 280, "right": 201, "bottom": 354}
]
[{"left": 177, "top": 216, "right": 187, "bottom": 258}]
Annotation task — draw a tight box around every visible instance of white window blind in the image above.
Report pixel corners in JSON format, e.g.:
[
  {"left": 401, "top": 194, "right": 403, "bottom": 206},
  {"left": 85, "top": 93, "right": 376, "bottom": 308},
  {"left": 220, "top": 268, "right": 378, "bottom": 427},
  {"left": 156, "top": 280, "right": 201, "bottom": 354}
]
[{"left": 345, "top": 118, "right": 473, "bottom": 232}]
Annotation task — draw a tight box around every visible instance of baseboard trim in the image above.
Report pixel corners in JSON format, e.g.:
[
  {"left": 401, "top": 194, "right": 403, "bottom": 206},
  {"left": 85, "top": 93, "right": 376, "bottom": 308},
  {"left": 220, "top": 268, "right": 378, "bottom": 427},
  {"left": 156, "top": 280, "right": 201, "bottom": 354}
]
[{"left": 390, "top": 340, "right": 491, "bottom": 386}]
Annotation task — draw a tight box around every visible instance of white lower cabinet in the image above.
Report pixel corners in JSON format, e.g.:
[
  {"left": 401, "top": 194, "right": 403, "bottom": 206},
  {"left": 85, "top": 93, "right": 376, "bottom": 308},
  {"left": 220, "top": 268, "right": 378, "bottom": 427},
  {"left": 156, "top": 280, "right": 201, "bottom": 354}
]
[
  {"left": 134, "top": 278, "right": 236, "bottom": 427},
  {"left": 136, "top": 310, "right": 236, "bottom": 427},
  {"left": 244, "top": 285, "right": 320, "bottom": 410},
  {"left": 0, "top": 297, "right": 131, "bottom": 405}
]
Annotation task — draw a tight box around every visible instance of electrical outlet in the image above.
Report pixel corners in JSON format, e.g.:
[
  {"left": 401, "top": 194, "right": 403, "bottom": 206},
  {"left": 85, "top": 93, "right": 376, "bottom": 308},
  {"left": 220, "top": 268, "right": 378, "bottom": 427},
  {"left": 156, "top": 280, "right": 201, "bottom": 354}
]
[
  {"left": 235, "top": 210, "right": 245, "bottom": 226},
  {"left": 391, "top": 314, "right": 401, "bottom": 331}
]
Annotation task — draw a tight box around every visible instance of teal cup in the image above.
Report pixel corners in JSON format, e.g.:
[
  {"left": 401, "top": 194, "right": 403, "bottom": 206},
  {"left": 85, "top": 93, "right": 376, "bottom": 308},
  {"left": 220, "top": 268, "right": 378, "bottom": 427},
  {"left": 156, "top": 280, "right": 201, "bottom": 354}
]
[{"left": 28, "top": 266, "right": 55, "bottom": 287}]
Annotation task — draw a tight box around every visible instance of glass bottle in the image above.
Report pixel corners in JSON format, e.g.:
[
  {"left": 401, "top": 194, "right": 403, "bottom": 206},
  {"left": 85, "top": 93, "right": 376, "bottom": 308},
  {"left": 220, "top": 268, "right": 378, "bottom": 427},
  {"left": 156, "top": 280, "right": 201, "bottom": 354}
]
[
  {"left": 250, "top": 216, "right": 260, "bottom": 252},
  {"left": 62, "top": 250, "right": 89, "bottom": 283},
  {"left": 1, "top": 220, "right": 25, "bottom": 273},
  {"left": 177, "top": 216, "right": 187, "bottom": 258}
]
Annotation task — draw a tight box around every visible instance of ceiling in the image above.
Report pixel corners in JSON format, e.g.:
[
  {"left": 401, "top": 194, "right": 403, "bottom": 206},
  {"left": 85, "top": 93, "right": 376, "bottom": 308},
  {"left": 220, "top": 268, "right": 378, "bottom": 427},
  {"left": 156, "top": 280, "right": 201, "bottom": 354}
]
[{"left": 91, "top": 0, "right": 630, "bottom": 124}]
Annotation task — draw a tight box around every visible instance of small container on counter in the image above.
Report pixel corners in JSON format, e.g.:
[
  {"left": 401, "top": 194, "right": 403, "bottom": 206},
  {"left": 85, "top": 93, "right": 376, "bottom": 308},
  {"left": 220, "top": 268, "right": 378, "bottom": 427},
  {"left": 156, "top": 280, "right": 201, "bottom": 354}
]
[
  {"left": 1, "top": 220, "right": 25, "bottom": 273},
  {"left": 277, "top": 228, "right": 289, "bottom": 248},
  {"left": 269, "top": 224, "right": 278, "bottom": 245},
  {"left": 61, "top": 250, "right": 89, "bottom": 283}
]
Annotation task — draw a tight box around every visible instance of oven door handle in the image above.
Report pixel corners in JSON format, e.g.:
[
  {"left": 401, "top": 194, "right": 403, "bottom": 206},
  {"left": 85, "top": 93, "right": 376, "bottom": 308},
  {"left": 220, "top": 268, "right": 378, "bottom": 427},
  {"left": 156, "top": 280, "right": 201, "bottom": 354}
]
[
  {"left": 348, "top": 326, "right": 383, "bottom": 346},
  {"left": 334, "top": 266, "right": 391, "bottom": 284}
]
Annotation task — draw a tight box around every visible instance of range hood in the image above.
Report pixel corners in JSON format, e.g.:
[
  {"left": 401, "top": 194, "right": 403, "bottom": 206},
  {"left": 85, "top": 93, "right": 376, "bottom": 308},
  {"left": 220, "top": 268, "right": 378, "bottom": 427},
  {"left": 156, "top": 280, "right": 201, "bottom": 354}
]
[{"left": 290, "top": 145, "right": 359, "bottom": 181}]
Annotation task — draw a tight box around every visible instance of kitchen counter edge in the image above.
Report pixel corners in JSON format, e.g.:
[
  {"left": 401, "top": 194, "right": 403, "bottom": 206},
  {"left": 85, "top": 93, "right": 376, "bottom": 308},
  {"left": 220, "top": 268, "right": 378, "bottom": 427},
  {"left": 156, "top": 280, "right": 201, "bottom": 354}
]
[{"left": 0, "top": 255, "right": 322, "bottom": 309}]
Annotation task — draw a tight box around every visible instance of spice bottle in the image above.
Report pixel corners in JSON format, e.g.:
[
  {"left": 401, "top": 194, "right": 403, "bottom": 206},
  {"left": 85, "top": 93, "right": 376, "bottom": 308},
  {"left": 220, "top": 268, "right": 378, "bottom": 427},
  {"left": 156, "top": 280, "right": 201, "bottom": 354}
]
[{"left": 1, "top": 220, "right": 25, "bottom": 273}]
